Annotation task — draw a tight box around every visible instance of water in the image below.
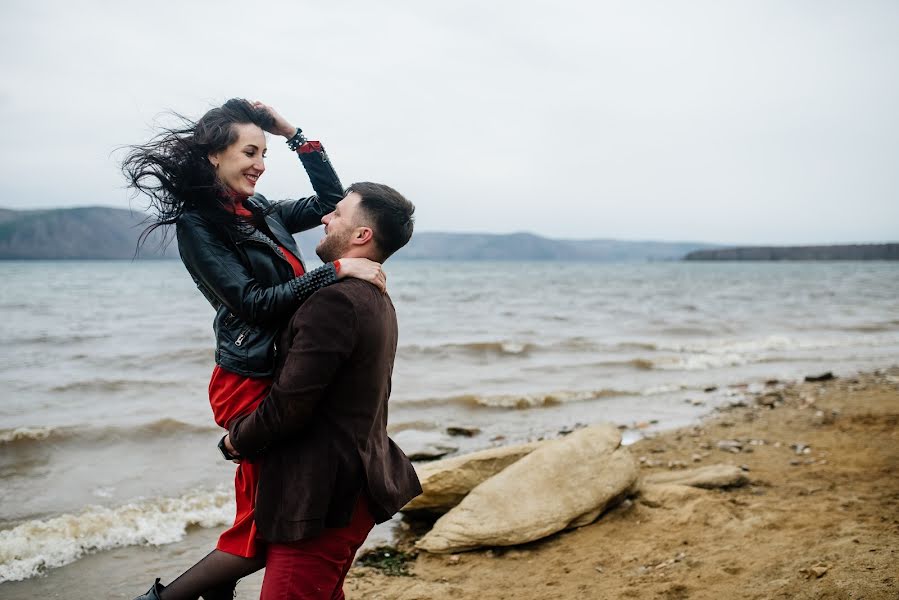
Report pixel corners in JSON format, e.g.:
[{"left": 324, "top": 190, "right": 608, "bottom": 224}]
[{"left": 1, "top": 259, "right": 898, "bottom": 584}]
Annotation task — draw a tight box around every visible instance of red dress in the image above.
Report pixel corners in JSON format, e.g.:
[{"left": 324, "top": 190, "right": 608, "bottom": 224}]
[{"left": 211, "top": 201, "right": 306, "bottom": 558}]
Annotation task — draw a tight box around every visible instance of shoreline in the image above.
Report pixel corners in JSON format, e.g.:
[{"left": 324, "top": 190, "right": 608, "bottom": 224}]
[
  {"left": 1, "top": 367, "right": 896, "bottom": 598},
  {"left": 345, "top": 367, "right": 899, "bottom": 599}
]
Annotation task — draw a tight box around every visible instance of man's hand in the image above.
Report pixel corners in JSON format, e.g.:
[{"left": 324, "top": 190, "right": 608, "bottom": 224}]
[
  {"left": 223, "top": 433, "right": 242, "bottom": 463},
  {"left": 252, "top": 100, "right": 296, "bottom": 138}
]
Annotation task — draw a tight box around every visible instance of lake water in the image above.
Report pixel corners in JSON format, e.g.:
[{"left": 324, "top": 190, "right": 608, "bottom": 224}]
[{"left": 1, "top": 259, "right": 897, "bottom": 588}]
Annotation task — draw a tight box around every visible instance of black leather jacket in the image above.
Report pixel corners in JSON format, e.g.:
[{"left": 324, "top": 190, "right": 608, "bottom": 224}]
[{"left": 176, "top": 142, "right": 343, "bottom": 377}]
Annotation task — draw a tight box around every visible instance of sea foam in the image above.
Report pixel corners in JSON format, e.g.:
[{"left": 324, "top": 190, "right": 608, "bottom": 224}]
[{"left": 0, "top": 487, "right": 234, "bottom": 583}]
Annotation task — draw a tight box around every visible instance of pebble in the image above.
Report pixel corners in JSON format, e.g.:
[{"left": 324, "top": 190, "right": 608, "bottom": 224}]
[
  {"left": 446, "top": 426, "right": 481, "bottom": 437},
  {"left": 717, "top": 440, "right": 743, "bottom": 453},
  {"left": 805, "top": 372, "right": 835, "bottom": 382},
  {"left": 756, "top": 392, "right": 782, "bottom": 408},
  {"left": 790, "top": 443, "right": 811, "bottom": 455}
]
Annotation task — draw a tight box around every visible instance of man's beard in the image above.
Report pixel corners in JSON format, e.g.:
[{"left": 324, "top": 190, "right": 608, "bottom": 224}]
[{"left": 316, "top": 229, "right": 352, "bottom": 263}]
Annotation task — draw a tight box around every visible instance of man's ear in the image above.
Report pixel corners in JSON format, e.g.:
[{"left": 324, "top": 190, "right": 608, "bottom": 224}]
[{"left": 351, "top": 227, "right": 374, "bottom": 245}]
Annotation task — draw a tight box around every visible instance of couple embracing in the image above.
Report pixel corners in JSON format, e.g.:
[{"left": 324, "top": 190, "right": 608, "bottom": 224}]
[{"left": 123, "top": 99, "right": 421, "bottom": 599}]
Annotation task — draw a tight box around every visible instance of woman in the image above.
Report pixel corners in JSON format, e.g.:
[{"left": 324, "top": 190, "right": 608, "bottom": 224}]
[{"left": 122, "top": 99, "right": 384, "bottom": 599}]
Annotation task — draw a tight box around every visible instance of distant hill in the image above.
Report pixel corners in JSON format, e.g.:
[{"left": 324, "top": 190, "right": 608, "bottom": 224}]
[
  {"left": 0, "top": 206, "right": 720, "bottom": 262},
  {"left": 0, "top": 207, "right": 173, "bottom": 259},
  {"left": 685, "top": 244, "right": 899, "bottom": 261}
]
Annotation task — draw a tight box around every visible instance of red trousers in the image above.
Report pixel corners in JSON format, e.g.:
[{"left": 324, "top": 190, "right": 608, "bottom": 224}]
[{"left": 260, "top": 496, "right": 376, "bottom": 600}]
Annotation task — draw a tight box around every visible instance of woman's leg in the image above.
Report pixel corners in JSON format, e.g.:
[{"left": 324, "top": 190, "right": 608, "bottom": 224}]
[{"left": 158, "top": 549, "right": 265, "bottom": 600}]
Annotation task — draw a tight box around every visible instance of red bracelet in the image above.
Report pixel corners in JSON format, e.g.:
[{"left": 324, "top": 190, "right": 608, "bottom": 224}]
[{"left": 333, "top": 260, "right": 341, "bottom": 275}]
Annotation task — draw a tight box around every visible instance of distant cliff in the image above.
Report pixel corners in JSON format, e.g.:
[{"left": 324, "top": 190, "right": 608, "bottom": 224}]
[
  {"left": 684, "top": 244, "right": 898, "bottom": 261},
  {"left": 0, "top": 206, "right": 718, "bottom": 261}
]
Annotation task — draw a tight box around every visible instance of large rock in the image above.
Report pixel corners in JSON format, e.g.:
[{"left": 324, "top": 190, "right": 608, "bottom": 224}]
[
  {"left": 403, "top": 441, "right": 543, "bottom": 513},
  {"left": 416, "top": 423, "right": 638, "bottom": 553},
  {"left": 642, "top": 464, "right": 748, "bottom": 489}
]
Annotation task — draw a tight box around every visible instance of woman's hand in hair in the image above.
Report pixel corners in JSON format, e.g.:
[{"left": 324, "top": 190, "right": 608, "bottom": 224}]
[
  {"left": 251, "top": 101, "right": 296, "bottom": 138},
  {"left": 336, "top": 258, "right": 387, "bottom": 293}
]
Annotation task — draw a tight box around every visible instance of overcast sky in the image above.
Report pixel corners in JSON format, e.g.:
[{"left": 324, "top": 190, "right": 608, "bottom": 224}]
[{"left": 1, "top": 0, "right": 897, "bottom": 244}]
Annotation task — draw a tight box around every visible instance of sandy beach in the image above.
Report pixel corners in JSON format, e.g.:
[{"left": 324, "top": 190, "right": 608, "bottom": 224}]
[
  {"left": 1, "top": 368, "right": 896, "bottom": 599},
  {"left": 343, "top": 368, "right": 898, "bottom": 600}
]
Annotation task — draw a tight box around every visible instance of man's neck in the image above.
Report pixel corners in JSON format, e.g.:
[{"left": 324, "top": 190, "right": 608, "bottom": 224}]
[{"left": 337, "top": 248, "right": 380, "bottom": 262}]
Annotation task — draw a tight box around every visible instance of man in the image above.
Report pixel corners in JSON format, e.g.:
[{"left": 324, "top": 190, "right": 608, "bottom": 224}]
[{"left": 223, "top": 182, "right": 421, "bottom": 599}]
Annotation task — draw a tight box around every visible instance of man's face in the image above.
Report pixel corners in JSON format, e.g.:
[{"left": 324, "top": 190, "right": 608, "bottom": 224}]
[{"left": 317, "top": 192, "right": 365, "bottom": 262}]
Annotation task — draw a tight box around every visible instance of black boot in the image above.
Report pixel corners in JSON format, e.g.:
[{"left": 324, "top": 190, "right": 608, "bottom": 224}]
[
  {"left": 201, "top": 581, "right": 237, "bottom": 600},
  {"left": 133, "top": 578, "right": 165, "bottom": 600}
]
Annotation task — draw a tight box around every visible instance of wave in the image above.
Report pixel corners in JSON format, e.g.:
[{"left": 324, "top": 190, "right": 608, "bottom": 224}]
[
  {"left": 0, "top": 419, "right": 220, "bottom": 448},
  {"left": 396, "top": 388, "right": 636, "bottom": 410},
  {"left": 49, "top": 378, "right": 186, "bottom": 393},
  {"left": 0, "top": 487, "right": 234, "bottom": 582},
  {"left": 122, "top": 347, "right": 213, "bottom": 368},
  {"left": 613, "top": 335, "right": 899, "bottom": 373},
  {"left": 0, "top": 427, "right": 56, "bottom": 444},
  {"left": 400, "top": 341, "right": 538, "bottom": 358},
  {"left": 398, "top": 338, "right": 666, "bottom": 359},
  {"left": 13, "top": 333, "right": 110, "bottom": 345}
]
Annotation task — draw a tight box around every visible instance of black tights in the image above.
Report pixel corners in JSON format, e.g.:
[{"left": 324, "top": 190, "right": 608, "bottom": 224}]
[{"left": 158, "top": 549, "right": 265, "bottom": 600}]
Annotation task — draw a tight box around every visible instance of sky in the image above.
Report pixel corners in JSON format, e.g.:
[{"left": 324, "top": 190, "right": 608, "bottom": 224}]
[{"left": 1, "top": 0, "right": 897, "bottom": 245}]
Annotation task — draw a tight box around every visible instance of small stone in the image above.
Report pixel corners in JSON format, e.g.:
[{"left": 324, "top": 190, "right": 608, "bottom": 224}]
[
  {"left": 756, "top": 392, "right": 782, "bottom": 407},
  {"left": 704, "top": 386, "right": 718, "bottom": 393},
  {"left": 447, "top": 555, "right": 461, "bottom": 564},
  {"left": 789, "top": 459, "right": 801, "bottom": 466},
  {"left": 485, "top": 550, "right": 495, "bottom": 558},
  {"left": 765, "top": 379, "right": 780, "bottom": 386},
  {"left": 739, "top": 464, "right": 750, "bottom": 472},
  {"left": 691, "top": 454, "right": 703, "bottom": 463},
  {"left": 790, "top": 443, "right": 810, "bottom": 455},
  {"left": 690, "top": 399, "right": 705, "bottom": 406},
  {"left": 446, "top": 426, "right": 481, "bottom": 437},
  {"left": 716, "top": 440, "right": 742, "bottom": 453},
  {"left": 811, "top": 565, "right": 828, "bottom": 578},
  {"left": 594, "top": 565, "right": 604, "bottom": 574},
  {"left": 805, "top": 372, "right": 835, "bottom": 382}
]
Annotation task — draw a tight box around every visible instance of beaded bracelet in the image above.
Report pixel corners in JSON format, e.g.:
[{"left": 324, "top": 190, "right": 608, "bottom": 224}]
[{"left": 285, "top": 127, "right": 307, "bottom": 151}]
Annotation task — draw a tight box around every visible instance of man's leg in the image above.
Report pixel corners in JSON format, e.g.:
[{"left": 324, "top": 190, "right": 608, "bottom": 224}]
[{"left": 260, "top": 497, "right": 375, "bottom": 600}]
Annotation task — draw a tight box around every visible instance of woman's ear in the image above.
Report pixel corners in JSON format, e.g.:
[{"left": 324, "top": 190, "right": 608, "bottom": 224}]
[{"left": 208, "top": 152, "right": 219, "bottom": 169}]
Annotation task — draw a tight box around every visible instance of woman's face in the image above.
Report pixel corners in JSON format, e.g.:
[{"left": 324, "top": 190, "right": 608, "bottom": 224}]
[{"left": 208, "top": 123, "right": 267, "bottom": 198}]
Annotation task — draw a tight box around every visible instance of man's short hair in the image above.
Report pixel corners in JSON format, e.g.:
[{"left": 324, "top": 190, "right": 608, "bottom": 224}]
[{"left": 346, "top": 182, "right": 415, "bottom": 261}]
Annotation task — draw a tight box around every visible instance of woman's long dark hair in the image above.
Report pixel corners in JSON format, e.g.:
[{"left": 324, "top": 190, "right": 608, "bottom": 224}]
[{"left": 121, "top": 98, "right": 275, "bottom": 249}]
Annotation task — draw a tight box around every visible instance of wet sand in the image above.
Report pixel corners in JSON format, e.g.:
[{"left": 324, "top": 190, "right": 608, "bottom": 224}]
[{"left": 2, "top": 368, "right": 896, "bottom": 599}]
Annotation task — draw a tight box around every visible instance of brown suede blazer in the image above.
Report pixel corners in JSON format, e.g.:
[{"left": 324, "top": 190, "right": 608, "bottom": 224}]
[{"left": 228, "top": 278, "right": 421, "bottom": 542}]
